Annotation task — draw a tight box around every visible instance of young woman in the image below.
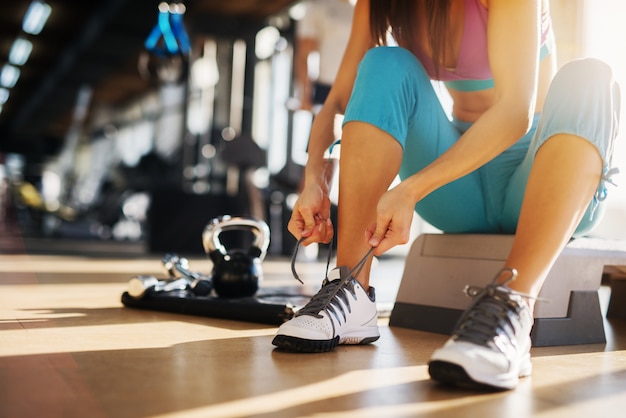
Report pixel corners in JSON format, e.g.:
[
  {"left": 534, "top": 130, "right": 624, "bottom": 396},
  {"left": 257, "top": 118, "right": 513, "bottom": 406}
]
[{"left": 272, "top": 0, "right": 620, "bottom": 390}]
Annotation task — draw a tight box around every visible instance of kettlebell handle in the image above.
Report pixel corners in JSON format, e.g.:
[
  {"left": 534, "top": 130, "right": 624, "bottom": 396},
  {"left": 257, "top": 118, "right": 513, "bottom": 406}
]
[{"left": 202, "top": 216, "right": 270, "bottom": 260}]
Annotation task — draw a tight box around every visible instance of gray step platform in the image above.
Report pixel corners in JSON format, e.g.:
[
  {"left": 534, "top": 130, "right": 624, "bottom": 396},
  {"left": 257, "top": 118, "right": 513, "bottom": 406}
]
[{"left": 389, "top": 234, "right": 626, "bottom": 346}]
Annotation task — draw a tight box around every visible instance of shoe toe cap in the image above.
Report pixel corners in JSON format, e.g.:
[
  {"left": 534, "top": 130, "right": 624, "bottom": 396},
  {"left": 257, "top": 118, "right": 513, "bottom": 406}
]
[
  {"left": 276, "top": 315, "right": 334, "bottom": 340},
  {"left": 431, "top": 341, "right": 511, "bottom": 375}
]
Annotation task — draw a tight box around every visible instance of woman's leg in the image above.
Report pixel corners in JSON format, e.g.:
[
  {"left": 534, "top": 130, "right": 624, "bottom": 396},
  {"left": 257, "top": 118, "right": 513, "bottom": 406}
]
[
  {"left": 429, "top": 136, "right": 605, "bottom": 390},
  {"left": 337, "top": 122, "right": 403, "bottom": 287},
  {"left": 273, "top": 47, "right": 476, "bottom": 352},
  {"left": 337, "top": 47, "right": 452, "bottom": 287},
  {"left": 503, "top": 135, "right": 602, "bottom": 301},
  {"left": 429, "top": 57, "right": 620, "bottom": 390},
  {"left": 502, "top": 58, "right": 620, "bottom": 301},
  {"left": 338, "top": 47, "right": 489, "bottom": 287}
]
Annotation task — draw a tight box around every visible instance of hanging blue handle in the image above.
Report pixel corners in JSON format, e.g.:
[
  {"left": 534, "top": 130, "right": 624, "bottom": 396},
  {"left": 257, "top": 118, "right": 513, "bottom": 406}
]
[
  {"left": 145, "top": 3, "right": 190, "bottom": 55},
  {"left": 169, "top": 11, "right": 190, "bottom": 54}
]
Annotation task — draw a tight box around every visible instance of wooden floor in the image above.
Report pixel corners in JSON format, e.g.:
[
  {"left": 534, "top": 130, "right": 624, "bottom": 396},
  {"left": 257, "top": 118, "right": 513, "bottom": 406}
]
[{"left": 2, "top": 239, "right": 626, "bottom": 418}]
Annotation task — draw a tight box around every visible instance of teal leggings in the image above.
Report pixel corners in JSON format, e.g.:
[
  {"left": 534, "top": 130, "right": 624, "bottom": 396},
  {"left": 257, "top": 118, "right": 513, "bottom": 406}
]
[{"left": 343, "top": 47, "right": 620, "bottom": 236}]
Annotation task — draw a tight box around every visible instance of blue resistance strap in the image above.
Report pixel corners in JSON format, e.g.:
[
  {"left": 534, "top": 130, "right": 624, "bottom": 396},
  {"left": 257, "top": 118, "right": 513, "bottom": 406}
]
[{"left": 145, "top": 4, "right": 191, "bottom": 56}]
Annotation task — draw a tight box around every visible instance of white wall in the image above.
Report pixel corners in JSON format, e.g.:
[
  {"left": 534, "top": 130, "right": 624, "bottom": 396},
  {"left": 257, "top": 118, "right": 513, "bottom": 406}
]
[{"left": 581, "top": 0, "right": 626, "bottom": 238}]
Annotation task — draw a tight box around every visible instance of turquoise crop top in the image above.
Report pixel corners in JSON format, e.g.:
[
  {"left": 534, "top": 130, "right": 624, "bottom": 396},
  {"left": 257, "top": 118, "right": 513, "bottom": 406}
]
[{"left": 413, "top": 0, "right": 553, "bottom": 92}]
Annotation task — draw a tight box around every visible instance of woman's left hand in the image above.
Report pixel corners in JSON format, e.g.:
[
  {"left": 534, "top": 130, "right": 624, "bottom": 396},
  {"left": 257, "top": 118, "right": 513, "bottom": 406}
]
[{"left": 365, "top": 182, "right": 418, "bottom": 256}]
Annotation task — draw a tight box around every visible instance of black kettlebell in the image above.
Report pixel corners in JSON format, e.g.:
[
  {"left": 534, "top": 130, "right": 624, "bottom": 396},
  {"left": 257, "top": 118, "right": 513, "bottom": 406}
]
[{"left": 202, "top": 216, "right": 270, "bottom": 298}]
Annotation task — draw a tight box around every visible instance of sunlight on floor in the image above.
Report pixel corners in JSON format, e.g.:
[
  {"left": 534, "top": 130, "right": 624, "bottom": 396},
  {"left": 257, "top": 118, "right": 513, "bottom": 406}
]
[{"left": 151, "top": 366, "right": 435, "bottom": 418}]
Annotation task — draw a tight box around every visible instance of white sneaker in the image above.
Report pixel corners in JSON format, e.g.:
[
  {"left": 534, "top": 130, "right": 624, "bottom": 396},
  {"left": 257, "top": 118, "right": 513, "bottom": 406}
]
[
  {"left": 428, "top": 269, "right": 534, "bottom": 390},
  {"left": 272, "top": 266, "right": 380, "bottom": 352}
]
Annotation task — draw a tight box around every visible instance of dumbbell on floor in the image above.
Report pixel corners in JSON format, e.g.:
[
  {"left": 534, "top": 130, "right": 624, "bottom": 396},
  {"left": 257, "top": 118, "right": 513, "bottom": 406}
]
[
  {"left": 127, "top": 275, "right": 192, "bottom": 299},
  {"left": 162, "top": 253, "right": 213, "bottom": 296}
]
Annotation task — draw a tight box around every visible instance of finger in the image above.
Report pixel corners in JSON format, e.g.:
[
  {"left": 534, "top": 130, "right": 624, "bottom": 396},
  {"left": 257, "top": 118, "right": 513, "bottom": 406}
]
[
  {"left": 319, "top": 218, "right": 334, "bottom": 244},
  {"left": 301, "top": 218, "right": 333, "bottom": 245},
  {"left": 372, "top": 236, "right": 394, "bottom": 256},
  {"left": 299, "top": 208, "right": 317, "bottom": 237},
  {"left": 364, "top": 222, "right": 376, "bottom": 243},
  {"left": 367, "top": 215, "right": 391, "bottom": 247},
  {"left": 287, "top": 217, "right": 305, "bottom": 240},
  {"left": 372, "top": 224, "right": 410, "bottom": 256}
]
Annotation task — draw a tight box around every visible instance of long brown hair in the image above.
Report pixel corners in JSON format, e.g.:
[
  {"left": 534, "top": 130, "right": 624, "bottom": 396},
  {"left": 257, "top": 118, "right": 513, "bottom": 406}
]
[{"left": 369, "top": 0, "right": 452, "bottom": 77}]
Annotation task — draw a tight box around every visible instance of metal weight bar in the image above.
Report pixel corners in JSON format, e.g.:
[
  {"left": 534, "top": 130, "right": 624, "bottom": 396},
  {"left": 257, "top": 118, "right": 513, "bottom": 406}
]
[
  {"left": 127, "top": 275, "right": 191, "bottom": 299},
  {"left": 162, "top": 253, "right": 213, "bottom": 296}
]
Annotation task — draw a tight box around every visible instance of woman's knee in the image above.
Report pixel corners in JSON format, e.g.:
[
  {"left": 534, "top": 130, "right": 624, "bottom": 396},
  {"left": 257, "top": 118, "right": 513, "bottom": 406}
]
[
  {"left": 556, "top": 57, "right": 615, "bottom": 87},
  {"left": 345, "top": 47, "right": 434, "bottom": 147},
  {"left": 547, "top": 58, "right": 620, "bottom": 112},
  {"left": 357, "top": 46, "right": 430, "bottom": 88},
  {"left": 539, "top": 58, "right": 620, "bottom": 166},
  {"left": 361, "top": 46, "right": 420, "bottom": 69}
]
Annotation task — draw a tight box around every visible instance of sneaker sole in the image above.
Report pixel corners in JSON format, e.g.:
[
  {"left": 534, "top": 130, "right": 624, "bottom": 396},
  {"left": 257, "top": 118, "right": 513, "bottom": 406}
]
[
  {"left": 272, "top": 335, "right": 379, "bottom": 353},
  {"left": 428, "top": 361, "right": 512, "bottom": 391}
]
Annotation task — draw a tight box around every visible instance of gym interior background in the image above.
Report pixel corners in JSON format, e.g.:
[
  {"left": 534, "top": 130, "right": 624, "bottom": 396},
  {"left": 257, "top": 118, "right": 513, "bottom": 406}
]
[{"left": 0, "top": 0, "right": 624, "bottom": 258}]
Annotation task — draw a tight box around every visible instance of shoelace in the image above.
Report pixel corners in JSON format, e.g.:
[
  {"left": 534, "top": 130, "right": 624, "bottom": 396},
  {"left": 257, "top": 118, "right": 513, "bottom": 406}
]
[
  {"left": 291, "top": 237, "right": 374, "bottom": 318},
  {"left": 296, "top": 276, "right": 355, "bottom": 319},
  {"left": 455, "top": 269, "right": 542, "bottom": 348},
  {"left": 290, "top": 237, "right": 334, "bottom": 285}
]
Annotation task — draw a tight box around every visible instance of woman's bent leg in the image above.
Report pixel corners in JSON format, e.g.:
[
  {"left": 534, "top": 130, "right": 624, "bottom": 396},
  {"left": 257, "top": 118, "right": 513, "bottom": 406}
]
[
  {"left": 338, "top": 122, "right": 403, "bottom": 287},
  {"left": 340, "top": 47, "right": 489, "bottom": 285},
  {"left": 340, "top": 47, "right": 448, "bottom": 286},
  {"left": 429, "top": 58, "right": 620, "bottom": 390},
  {"left": 502, "top": 58, "right": 620, "bottom": 299},
  {"left": 504, "top": 135, "right": 602, "bottom": 297}
]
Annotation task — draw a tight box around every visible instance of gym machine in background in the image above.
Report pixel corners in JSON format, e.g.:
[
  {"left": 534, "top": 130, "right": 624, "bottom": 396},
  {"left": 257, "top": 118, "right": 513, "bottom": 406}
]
[
  {"left": 146, "top": 5, "right": 271, "bottom": 255},
  {"left": 10, "top": 2, "right": 311, "bottom": 257},
  {"left": 147, "top": 4, "right": 308, "bottom": 256}
]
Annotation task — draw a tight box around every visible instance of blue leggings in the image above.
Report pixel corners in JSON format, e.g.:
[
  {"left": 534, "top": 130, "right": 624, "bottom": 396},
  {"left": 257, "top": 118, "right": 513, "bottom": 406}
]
[{"left": 343, "top": 47, "right": 620, "bottom": 236}]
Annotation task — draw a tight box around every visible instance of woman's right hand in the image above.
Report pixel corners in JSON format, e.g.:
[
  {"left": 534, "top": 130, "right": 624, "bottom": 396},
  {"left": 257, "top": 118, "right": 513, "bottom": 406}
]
[{"left": 287, "top": 184, "right": 334, "bottom": 246}]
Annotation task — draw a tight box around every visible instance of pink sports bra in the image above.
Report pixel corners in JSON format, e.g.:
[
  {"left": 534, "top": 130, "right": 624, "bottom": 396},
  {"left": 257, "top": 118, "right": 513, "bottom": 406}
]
[{"left": 413, "top": 0, "right": 553, "bottom": 91}]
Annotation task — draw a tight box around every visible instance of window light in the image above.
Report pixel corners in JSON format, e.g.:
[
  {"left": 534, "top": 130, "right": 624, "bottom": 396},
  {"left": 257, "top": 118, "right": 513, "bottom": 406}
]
[
  {"left": 1, "top": 65, "right": 20, "bottom": 88},
  {"left": 0, "top": 88, "right": 9, "bottom": 105},
  {"left": 22, "top": 1, "right": 52, "bottom": 35},
  {"left": 9, "top": 37, "right": 33, "bottom": 66}
]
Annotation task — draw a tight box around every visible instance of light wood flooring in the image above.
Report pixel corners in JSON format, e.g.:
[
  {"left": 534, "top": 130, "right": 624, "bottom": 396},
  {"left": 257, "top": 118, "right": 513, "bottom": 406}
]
[{"left": 2, "top": 242, "right": 626, "bottom": 418}]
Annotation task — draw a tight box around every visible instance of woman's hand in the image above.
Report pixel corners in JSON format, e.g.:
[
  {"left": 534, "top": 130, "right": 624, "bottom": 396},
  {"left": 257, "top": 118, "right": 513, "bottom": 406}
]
[
  {"left": 287, "top": 184, "right": 334, "bottom": 246},
  {"left": 365, "top": 182, "right": 417, "bottom": 256}
]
